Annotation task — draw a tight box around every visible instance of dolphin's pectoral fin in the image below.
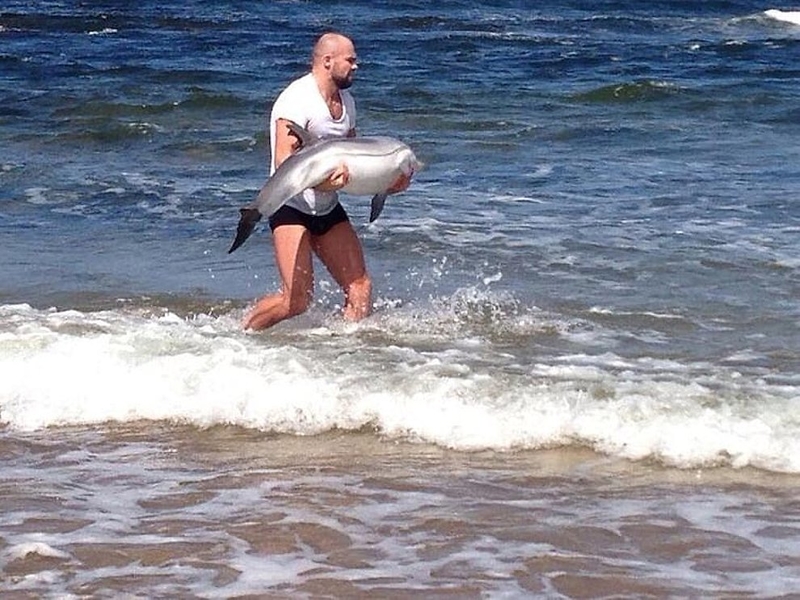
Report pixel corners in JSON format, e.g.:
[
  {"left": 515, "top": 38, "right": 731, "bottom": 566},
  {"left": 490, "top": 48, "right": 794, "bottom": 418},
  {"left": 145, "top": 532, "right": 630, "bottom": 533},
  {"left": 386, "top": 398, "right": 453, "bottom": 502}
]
[
  {"left": 369, "top": 193, "right": 389, "bottom": 223},
  {"left": 228, "top": 207, "right": 263, "bottom": 254},
  {"left": 284, "top": 121, "right": 317, "bottom": 149}
]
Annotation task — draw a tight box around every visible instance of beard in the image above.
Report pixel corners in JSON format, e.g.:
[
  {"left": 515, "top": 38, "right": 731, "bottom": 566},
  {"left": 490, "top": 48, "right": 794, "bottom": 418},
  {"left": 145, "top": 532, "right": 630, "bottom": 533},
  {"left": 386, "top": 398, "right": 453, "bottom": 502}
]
[{"left": 333, "top": 72, "right": 354, "bottom": 90}]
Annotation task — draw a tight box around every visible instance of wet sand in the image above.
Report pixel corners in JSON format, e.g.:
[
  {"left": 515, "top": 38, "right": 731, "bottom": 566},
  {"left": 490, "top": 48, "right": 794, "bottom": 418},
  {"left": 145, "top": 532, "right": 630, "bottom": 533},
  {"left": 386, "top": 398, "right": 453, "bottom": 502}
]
[{"left": 1, "top": 424, "right": 799, "bottom": 597}]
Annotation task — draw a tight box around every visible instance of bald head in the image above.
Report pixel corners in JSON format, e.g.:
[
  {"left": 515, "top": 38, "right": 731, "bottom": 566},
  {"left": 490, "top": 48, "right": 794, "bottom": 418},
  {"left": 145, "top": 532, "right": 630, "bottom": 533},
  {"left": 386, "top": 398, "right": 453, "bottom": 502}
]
[
  {"left": 313, "top": 33, "right": 352, "bottom": 61},
  {"left": 311, "top": 32, "right": 358, "bottom": 90}
]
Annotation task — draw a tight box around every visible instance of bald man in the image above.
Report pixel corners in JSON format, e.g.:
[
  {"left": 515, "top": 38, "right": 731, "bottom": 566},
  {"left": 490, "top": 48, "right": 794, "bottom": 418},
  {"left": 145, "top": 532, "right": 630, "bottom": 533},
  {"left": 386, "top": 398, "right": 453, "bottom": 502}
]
[{"left": 243, "top": 32, "right": 410, "bottom": 331}]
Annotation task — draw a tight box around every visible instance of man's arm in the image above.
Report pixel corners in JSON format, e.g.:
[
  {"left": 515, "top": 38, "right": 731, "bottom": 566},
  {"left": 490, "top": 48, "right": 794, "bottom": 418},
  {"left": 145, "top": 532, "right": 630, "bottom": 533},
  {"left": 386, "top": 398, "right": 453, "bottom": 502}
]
[
  {"left": 273, "top": 118, "right": 349, "bottom": 191},
  {"left": 273, "top": 118, "right": 302, "bottom": 169}
]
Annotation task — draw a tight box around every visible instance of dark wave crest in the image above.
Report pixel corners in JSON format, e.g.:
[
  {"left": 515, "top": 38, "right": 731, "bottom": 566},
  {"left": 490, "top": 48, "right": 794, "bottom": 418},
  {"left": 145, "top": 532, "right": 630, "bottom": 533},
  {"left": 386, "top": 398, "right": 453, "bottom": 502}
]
[{"left": 573, "top": 80, "right": 684, "bottom": 103}]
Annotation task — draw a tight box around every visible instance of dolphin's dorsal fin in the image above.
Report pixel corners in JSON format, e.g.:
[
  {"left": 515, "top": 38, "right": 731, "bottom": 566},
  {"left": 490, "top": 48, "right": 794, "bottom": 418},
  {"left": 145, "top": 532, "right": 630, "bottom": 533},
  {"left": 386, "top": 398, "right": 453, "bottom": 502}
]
[{"left": 284, "top": 121, "right": 317, "bottom": 149}]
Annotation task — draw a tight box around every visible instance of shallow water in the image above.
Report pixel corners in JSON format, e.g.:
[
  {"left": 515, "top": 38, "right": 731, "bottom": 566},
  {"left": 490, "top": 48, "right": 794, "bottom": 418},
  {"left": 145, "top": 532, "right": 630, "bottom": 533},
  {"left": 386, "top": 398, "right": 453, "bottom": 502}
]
[
  {"left": 2, "top": 1, "right": 800, "bottom": 596},
  {"left": 3, "top": 425, "right": 799, "bottom": 597}
]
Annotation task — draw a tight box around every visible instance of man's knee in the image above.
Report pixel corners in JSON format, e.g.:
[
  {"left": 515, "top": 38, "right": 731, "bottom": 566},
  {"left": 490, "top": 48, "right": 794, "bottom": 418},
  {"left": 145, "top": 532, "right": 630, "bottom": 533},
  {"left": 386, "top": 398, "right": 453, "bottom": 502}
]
[
  {"left": 285, "top": 288, "right": 312, "bottom": 317},
  {"left": 282, "top": 288, "right": 314, "bottom": 318}
]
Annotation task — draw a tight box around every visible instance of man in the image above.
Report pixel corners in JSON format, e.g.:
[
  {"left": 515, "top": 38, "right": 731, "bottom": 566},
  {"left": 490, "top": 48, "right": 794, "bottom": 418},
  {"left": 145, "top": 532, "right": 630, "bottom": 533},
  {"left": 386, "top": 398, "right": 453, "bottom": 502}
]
[{"left": 243, "top": 32, "right": 410, "bottom": 331}]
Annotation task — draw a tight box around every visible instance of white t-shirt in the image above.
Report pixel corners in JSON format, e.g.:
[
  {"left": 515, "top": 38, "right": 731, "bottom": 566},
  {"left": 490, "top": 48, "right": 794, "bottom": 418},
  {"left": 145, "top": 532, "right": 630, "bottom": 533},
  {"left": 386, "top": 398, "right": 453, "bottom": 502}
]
[{"left": 269, "top": 73, "right": 357, "bottom": 215}]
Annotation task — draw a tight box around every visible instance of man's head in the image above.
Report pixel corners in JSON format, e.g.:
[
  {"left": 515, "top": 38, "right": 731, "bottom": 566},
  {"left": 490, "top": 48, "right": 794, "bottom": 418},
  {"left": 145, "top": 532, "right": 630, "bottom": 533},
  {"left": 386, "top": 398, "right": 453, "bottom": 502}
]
[{"left": 312, "top": 32, "right": 358, "bottom": 90}]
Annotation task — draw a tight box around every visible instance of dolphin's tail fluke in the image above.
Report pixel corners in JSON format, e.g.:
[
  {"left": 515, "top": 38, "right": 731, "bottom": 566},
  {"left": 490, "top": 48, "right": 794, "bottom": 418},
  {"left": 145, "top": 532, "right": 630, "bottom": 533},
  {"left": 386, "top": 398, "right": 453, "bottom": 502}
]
[{"left": 228, "top": 207, "right": 262, "bottom": 254}]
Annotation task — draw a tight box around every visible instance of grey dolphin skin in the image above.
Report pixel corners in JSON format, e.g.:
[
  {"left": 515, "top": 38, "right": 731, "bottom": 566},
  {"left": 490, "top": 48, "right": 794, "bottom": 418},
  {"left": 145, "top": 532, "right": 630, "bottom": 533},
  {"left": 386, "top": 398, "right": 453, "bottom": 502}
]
[{"left": 228, "top": 122, "right": 422, "bottom": 254}]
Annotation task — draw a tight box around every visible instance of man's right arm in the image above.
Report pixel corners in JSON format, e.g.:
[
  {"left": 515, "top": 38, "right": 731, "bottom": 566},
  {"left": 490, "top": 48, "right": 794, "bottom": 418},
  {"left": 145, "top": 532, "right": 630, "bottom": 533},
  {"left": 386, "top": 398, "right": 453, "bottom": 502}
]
[{"left": 273, "top": 118, "right": 302, "bottom": 169}]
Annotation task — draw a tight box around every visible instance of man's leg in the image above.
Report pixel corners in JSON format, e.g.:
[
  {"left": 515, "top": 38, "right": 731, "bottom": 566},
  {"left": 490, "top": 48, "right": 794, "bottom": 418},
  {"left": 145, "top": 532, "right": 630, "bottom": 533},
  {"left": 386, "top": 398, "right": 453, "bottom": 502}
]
[
  {"left": 312, "top": 221, "right": 372, "bottom": 321},
  {"left": 242, "top": 224, "right": 314, "bottom": 330}
]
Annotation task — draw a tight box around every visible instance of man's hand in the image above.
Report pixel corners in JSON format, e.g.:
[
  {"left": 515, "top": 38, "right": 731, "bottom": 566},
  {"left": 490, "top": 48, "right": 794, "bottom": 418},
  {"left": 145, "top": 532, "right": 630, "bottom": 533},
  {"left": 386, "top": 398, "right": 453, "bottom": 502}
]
[{"left": 315, "top": 163, "right": 350, "bottom": 192}]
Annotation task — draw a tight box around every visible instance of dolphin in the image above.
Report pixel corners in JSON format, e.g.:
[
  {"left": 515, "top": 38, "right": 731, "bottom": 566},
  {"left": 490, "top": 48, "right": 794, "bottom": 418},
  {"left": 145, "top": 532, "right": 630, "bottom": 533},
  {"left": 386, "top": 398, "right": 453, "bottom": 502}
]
[{"left": 228, "top": 121, "right": 422, "bottom": 254}]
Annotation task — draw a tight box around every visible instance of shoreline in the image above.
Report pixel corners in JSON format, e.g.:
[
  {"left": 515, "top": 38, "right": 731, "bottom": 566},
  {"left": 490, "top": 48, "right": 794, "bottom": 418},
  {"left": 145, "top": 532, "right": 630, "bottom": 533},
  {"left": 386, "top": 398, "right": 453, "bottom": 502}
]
[
  {"left": 2, "top": 422, "right": 799, "bottom": 597},
  {"left": 7, "top": 422, "right": 800, "bottom": 485}
]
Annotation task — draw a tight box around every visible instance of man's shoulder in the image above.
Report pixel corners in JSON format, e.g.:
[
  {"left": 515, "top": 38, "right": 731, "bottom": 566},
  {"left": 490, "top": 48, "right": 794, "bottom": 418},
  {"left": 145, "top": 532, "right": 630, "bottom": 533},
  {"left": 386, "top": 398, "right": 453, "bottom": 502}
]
[
  {"left": 271, "top": 73, "right": 317, "bottom": 123},
  {"left": 278, "top": 73, "right": 315, "bottom": 99}
]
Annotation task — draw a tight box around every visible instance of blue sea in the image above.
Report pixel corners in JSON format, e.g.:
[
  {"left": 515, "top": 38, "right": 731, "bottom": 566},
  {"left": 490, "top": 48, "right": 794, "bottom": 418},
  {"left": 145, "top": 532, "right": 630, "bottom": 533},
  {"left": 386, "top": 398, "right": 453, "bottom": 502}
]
[{"left": 1, "top": 1, "right": 799, "bottom": 597}]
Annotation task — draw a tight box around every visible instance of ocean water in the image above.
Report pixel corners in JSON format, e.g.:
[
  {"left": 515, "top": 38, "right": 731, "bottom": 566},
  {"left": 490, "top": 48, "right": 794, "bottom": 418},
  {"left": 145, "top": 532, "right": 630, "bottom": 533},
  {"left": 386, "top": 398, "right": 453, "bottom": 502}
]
[{"left": 1, "top": 1, "right": 799, "bottom": 597}]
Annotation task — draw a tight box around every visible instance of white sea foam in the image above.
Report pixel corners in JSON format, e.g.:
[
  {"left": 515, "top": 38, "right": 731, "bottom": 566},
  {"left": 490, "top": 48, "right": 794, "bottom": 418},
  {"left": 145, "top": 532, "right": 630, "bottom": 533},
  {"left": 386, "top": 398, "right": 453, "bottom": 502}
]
[
  {"left": 765, "top": 9, "right": 800, "bottom": 26},
  {"left": 24, "top": 187, "right": 55, "bottom": 205},
  {"left": 87, "top": 28, "right": 118, "bottom": 36},
  {"left": 0, "top": 303, "right": 798, "bottom": 473},
  {"left": 4, "top": 542, "right": 72, "bottom": 562}
]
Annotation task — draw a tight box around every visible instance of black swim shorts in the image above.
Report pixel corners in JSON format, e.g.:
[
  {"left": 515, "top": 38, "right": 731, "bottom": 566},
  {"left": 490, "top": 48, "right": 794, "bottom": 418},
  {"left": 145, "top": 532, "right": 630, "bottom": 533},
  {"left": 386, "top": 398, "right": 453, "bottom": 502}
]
[{"left": 268, "top": 203, "right": 349, "bottom": 236}]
